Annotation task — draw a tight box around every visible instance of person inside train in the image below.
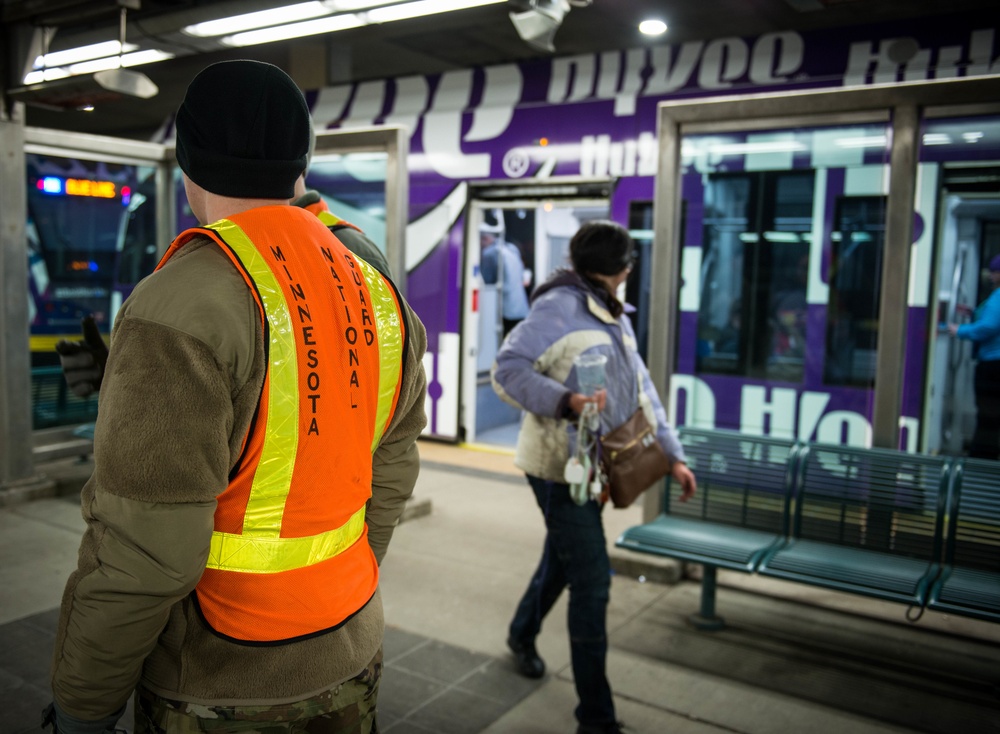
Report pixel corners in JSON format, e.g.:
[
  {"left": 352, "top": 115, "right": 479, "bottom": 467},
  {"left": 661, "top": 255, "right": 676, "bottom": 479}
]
[
  {"left": 769, "top": 253, "right": 809, "bottom": 361},
  {"left": 44, "top": 59, "right": 427, "bottom": 734},
  {"left": 948, "top": 253, "right": 1000, "bottom": 460},
  {"left": 480, "top": 208, "right": 531, "bottom": 338},
  {"left": 491, "top": 220, "right": 696, "bottom": 734}
]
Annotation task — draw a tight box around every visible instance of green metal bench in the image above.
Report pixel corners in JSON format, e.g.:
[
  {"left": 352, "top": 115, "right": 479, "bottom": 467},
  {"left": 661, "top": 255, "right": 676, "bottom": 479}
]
[
  {"left": 929, "top": 458, "right": 1000, "bottom": 623},
  {"left": 31, "top": 365, "right": 98, "bottom": 429},
  {"left": 616, "top": 427, "right": 799, "bottom": 628},
  {"left": 758, "top": 444, "right": 951, "bottom": 610}
]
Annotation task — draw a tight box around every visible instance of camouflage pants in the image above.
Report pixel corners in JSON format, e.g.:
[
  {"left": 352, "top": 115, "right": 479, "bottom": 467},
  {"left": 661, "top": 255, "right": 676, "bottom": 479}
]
[{"left": 134, "top": 648, "right": 382, "bottom": 733}]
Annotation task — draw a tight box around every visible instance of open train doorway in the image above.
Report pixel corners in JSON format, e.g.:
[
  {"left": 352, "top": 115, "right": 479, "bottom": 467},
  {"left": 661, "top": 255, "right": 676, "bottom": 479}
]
[
  {"left": 925, "top": 167, "right": 1000, "bottom": 457},
  {"left": 461, "top": 193, "right": 610, "bottom": 447}
]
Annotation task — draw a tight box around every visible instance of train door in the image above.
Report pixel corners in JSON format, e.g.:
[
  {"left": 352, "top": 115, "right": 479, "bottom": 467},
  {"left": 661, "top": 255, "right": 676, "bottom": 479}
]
[
  {"left": 923, "top": 116, "right": 1000, "bottom": 456},
  {"left": 461, "top": 196, "right": 610, "bottom": 446}
]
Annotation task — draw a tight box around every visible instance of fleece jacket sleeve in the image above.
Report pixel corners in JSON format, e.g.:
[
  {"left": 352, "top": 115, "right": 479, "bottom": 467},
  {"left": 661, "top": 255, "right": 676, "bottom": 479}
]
[
  {"left": 51, "top": 316, "right": 233, "bottom": 719},
  {"left": 367, "top": 298, "right": 428, "bottom": 564},
  {"left": 51, "top": 243, "right": 251, "bottom": 721}
]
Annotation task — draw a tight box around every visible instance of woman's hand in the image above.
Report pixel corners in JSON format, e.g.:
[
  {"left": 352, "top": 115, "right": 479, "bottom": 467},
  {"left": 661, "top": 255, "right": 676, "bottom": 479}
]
[
  {"left": 568, "top": 389, "right": 606, "bottom": 415},
  {"left": 671, "top": 462, "right": 697, "bottom": 502},
  {"left": 947, "top": 323, "right": 959, "bottom": 336}
]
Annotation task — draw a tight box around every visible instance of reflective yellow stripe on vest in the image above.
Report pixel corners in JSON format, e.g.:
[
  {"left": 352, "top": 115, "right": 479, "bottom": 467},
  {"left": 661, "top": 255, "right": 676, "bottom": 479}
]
[
  {"left": 315, "top": 210, "right": 345, "bottom": 227},
  {"left": 355, "top": 256, "right": 403, "bottom": 452},
  {"left": 203, "top": 219, "right": 370, "bottom": 574}
]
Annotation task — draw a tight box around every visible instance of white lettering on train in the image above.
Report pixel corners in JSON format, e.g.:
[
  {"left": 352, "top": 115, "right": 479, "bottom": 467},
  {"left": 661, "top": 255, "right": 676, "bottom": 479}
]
[{"left": 310, "top": 28, "right": 997, "bottom": 181}]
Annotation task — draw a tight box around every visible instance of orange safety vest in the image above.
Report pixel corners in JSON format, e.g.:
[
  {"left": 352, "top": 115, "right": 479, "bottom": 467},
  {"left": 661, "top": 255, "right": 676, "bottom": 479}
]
[
  {"left": 156, "top": 206, "right": 406, "bottom": 643},
  {"left": 303, "top": 196, "right": 362, "bottom": 234}
]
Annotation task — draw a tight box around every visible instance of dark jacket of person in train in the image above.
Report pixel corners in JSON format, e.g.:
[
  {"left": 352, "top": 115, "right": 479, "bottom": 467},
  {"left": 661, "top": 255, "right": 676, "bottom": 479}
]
[{"left": 46, "top": 60, "right": 427, "bottom": 734}]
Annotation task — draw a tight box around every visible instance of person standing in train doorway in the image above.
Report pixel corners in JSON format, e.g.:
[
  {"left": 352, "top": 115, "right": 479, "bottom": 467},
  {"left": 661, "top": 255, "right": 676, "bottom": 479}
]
[
  {"left": 480, "top": 209, "right": 531, "bottom": 338},
  {"left": 948, "top": 253, "right": 1000, "bottom": 460},
  {"left": 44, "top": 59, "right": 427, "bottom": 734},
  {"left": 492, "top": 220, "right": 696, "bottom": 734}
]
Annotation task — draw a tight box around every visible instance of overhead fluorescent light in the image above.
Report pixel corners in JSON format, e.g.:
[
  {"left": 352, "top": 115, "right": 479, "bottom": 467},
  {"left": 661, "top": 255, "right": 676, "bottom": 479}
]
[
  {"left": 963, "top": 131, "right": 984, "bottom": 142},
  {"left": 368, "top": 0, "right": 506, "bottom": 23},
  {"left": 184, "top": 2, "right": 330, "bottom": 37},
  {"left": 23, "top": 50, "right": 173, "bottom": 84},
  {"left": 323, "top": 0, "right": 408, "bottom": 8},
  {"left": 639, "top": 19, "right": 667, "bottom": 36},
  {"left": 835, "top": 135, "right": 888, "bottom": 148},
  {"left": 763, "top": 231, "right": 802, "bottom": 243},
  {"left": 222, "top": 14, "right": 366, "bottom": 46},
  {"left": 23, "top": 68, "right": 71, "bottom": 84},
  {"left": 69, "top": 49, "right": 174, "bottom": 74},
  {"left": 708, "top": 141, "right": 807, "bottom": 155},
  {"left": 922, "top": 133, "right": 951, "bottom": 146},
  {"left": 35, "top": 41, "right": 137, "bottom": 68}
]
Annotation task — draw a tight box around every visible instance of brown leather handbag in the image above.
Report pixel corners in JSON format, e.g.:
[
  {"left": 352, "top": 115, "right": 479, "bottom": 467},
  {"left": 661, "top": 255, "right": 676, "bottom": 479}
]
[{"left": 600, "top": 407, "right": 672, "bottom": 508}]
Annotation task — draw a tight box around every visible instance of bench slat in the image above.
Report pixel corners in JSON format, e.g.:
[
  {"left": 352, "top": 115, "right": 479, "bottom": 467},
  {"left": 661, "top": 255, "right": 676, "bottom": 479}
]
[
  {"left": 929, "top": 458, "right": 1000, "bottom": 621},
  {"left": 759, "top": 540, "right": 939, "bottom": 605},
  {"left": 618, "top": 516, "right": 784, "bottom": 572}
]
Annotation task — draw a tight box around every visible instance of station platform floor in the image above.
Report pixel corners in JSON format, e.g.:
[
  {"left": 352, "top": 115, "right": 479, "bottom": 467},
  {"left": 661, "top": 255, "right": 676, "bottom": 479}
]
[{"left": 2, "top": 438, "right": 999, "bottom": 734}]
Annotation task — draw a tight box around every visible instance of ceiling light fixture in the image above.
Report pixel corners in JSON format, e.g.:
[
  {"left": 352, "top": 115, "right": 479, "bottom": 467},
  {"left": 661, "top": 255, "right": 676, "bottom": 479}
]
[
  {"left": 184, "top": 2, "right": 330, "bottom": 37},
  {"left": 639, "top": 19, "right": 667, "bottom": 36},
  {"left": 93, "top": 7, "right": 160, "bottom": 99},
  {"left": 322, "top": 0, "right": 409, "bottom": 9},
  {"left": 367, "top": 0, "right": 506, "bottom": 23},
  {"left": 34, "top": 40, "right": 138, "bottom": 68},
  {"left": 222, "top": 14, "right": 366, "bottom": 46}
]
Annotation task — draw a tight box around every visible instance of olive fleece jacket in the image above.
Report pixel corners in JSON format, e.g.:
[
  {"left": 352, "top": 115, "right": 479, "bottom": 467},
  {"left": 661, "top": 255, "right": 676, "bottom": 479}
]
[{"left": 51, "top": 232, "right": 427, "bottom": 719}]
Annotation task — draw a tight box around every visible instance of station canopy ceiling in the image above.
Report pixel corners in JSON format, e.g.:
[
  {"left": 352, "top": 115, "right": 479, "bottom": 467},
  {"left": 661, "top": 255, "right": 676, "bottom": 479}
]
[{"left": 2, "top": 0, "right": 997, "bottom": 139}]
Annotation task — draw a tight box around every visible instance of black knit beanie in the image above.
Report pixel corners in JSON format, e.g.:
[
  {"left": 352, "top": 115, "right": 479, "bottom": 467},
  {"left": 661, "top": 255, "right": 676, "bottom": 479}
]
[
  {"left": 175, "top": 60, "right": 310, "bottom": 199},
  {"left": 569, "top": 220, "right": 635, "bottom": 276}
]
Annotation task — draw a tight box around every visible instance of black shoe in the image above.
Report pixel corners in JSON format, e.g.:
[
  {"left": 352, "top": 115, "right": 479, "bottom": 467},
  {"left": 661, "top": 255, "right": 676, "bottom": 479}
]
[
  {"left": 506, "top": 635, "right": 545, "bottom": 678},
  {"left": 576, "top": 721, "right": 631, "bottom": 734}
]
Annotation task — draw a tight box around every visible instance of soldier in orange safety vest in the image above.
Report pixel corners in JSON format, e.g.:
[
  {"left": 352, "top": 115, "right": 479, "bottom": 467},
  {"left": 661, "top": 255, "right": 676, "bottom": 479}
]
[{"left": 46, "top": 60, "right": 427, "bottom": 734}]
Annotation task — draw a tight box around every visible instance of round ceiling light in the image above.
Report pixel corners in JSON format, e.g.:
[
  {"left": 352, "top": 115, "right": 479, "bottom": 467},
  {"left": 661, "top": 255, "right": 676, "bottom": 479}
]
[{"left": 639, "top": 19, "right": 668, "bottom": 36}]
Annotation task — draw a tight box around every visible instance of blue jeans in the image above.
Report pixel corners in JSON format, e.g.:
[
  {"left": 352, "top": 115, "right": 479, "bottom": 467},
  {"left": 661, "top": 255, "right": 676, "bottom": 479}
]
[{"left": 509, "top": 475, "right": 615, "bottom": 727}]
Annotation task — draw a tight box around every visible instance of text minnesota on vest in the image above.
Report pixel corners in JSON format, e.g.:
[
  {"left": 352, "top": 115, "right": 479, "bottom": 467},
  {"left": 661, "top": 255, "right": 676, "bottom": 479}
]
[{"left": 270, "top": 242, "right": 379, "bottom": 433}]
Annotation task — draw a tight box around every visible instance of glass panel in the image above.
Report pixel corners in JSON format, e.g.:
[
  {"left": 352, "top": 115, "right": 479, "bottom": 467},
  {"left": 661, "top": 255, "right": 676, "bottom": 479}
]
[
  {"left": 697, "top": 170, "right": 813, "bottom": 382},
  {"left": 307, "top": 152, "right": 388, "bottom": 253},
  {"left": 825, "top": 196, "right": 886, "bottom": 387},
  {"left": 674, "top": 122, "right": 891, "bottom": 444},
  {"left": 26, "top": 153, "right": 157, "bottom": 428}
]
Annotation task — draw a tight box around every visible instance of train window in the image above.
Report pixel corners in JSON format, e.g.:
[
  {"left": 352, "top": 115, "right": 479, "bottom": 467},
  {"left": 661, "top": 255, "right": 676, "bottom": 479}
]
[
  {"left": 26, "top": 155, "right": 148, "bottom": 330},
  {"left": 697, "top": 170, "right": 813, "bottom": 383},
  {"left": 824, "top": 196, "right": 887, "bottom": 387}
]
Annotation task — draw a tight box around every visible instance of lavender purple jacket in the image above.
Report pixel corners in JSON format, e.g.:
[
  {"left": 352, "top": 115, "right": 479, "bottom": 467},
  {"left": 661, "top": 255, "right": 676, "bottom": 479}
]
[{"left": 491, "top": 271, "right": 685, "bottom": 482}]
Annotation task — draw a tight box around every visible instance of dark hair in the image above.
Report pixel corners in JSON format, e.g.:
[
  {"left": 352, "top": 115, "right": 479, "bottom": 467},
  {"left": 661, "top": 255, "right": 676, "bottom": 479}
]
[{"left": 569, "top": 220, "right": 634, "bottom": 276}]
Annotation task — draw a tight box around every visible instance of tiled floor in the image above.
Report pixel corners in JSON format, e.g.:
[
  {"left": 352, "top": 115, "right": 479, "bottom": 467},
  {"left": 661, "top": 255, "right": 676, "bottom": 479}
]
[
  {"left": 379, "top": 626, "right": 539, "bottom": 733},
  {"left": 0, "top": 615, "right": 537, "bottom": 734},
  {"left": 5, "top": 445, "right": 1000, "bottom": 734}
]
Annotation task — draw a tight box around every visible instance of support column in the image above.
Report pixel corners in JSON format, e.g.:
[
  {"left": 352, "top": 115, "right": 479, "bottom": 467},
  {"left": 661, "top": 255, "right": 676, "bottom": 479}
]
[{"left": 1, "top": 104, "right": 55, "bottom": 503}]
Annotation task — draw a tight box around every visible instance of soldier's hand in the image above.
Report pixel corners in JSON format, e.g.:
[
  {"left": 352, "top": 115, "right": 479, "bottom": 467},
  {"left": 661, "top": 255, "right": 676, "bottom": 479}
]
[{"left": 55, "top": 315, "right": 109, "bottom": 399}]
